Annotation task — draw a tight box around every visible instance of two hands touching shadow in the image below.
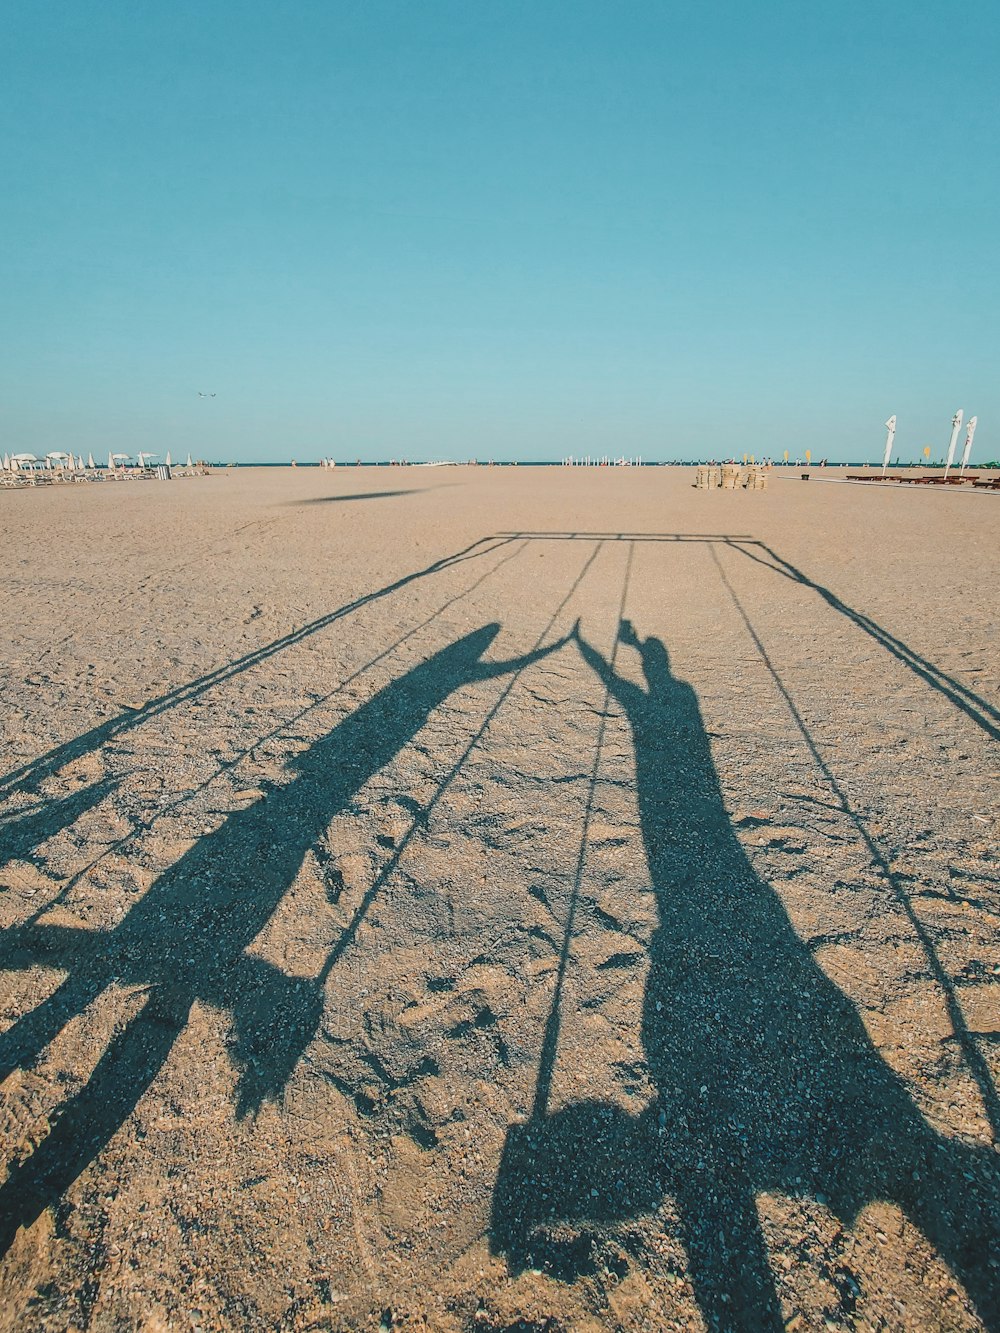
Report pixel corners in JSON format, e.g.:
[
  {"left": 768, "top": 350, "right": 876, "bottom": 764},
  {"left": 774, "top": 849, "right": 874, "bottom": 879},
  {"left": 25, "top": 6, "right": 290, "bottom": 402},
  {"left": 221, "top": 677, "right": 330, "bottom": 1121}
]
[{"left": 492, "top": 619, "right": 1000, "bottom": 1331}]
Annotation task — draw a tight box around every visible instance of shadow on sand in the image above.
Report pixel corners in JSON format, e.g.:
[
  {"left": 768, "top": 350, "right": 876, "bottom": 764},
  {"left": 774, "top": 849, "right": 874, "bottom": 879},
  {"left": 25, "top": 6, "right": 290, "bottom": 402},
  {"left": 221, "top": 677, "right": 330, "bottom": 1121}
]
[
  {"left": 291, "top": 489, "right": 425, "bottom": 506},
  {"left": 0, "top": 624, "right": 563, "bottom": 1256},
  {"left": 0, "top": 537, "right": 507, "bottom": 803},
  {"left": 490, "top": 620, "right": 1000, "bottom": 1330}
]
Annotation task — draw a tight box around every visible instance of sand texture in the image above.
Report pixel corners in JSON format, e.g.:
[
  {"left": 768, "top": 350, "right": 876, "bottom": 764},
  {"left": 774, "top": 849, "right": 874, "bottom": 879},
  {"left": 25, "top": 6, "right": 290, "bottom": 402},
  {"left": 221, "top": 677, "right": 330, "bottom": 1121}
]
[{"left": 1, "top": 466, "right": 998, "bottom": 1331}]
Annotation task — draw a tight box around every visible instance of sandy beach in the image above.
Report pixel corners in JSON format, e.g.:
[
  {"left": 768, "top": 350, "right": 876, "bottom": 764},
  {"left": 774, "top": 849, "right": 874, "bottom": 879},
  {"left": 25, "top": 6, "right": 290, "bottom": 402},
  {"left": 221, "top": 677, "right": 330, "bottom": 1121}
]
[{"left": 0, "top": 466, "right": 997, "bottom": 1331}]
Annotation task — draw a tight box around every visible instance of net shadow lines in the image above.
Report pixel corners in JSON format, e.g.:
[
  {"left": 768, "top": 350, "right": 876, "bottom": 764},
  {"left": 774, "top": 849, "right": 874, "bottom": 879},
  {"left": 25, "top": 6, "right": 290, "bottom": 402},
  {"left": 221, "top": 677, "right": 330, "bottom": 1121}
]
[
  {"left": 315, "top": 541, "right": 606, "bottom": 982},
  {"left": 0, "top": 536, "right": 508, "bottom": 802},
  {"left": 727, "top": 540, "right": 1000, "bottom": 741},
  {"left": 492, "top": 531, "right": 997, "bottom": 741},
  {"left": 0, "top": 610, "right": 580, "bottom": 1257},
  {"left": 498, "top": 532, "right": 755, "bottom": 543},
  {"left": 710, "top": 543, "right": 1000, "bottom": 1141},
  {"left": 531, "top": 542, "right": 635, "bottom": 1121},
  {"left": 4, "top": 539, "right": 530, "bottom": 932}
]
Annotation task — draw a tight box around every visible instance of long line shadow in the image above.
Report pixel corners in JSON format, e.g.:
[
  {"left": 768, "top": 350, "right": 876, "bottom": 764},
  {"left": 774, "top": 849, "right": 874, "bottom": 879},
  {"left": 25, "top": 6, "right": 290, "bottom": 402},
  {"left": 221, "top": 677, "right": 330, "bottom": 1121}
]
[
  {"left": 0, "top": 536, "right": 506, "bottom": 801},
  {"left": 0, "top": 623, "right": 567, "bottom": 1256},
  {"left": 727, "top": 539, "right": 1000, "bottom": 740},
  {"left": 291, "top": 490, "right": 422, "bottom": 506},
  {"left": 498, "top": 532, "right": 755, "bottom": 543},
  {"left": 7, "top": 539, "right": 529, "bottom": 932},
  {"left": 491, "top": 620, "right": 1000, "bottom": 1330}
]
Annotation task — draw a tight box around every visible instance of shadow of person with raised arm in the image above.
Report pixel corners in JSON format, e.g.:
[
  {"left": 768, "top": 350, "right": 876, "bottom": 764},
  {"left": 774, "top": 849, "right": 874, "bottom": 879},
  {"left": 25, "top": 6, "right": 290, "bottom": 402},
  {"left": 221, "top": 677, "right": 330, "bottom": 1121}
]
[
  {"left": 0, "top": 622, "right": 566, "bottom": 1257},
  {"left": 491, "top": 620, "right": 999, "bottom": 1330}
]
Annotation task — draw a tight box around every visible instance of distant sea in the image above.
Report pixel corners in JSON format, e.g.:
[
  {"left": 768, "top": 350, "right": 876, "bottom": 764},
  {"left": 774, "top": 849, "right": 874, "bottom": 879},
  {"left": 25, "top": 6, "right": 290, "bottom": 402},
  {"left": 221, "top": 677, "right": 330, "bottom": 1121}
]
[{"left": 225, "top": 460, "right": 997, "bottom": 469}]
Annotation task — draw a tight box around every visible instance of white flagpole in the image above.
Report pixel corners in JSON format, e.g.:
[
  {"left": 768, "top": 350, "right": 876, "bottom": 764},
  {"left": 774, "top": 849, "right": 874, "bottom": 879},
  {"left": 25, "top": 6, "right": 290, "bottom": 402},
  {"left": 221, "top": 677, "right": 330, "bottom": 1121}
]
[
  {"left": 959, "top": 417, "right": 978, "bottom": 473},
  {"left": 881, "top": 415, "right": 897, "bottom": 476},
  {"left": 943, "top": 409, "right": 964, "bottom": 478}
]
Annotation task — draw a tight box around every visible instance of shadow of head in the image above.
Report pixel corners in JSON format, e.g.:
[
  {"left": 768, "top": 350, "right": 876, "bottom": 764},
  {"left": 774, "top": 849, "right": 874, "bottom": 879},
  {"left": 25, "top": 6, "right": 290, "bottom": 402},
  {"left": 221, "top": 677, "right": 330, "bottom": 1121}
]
[
  {"left": 226, "top": 960, "right": 326, "bottom": 1118},
  {"left": 490, "top": 1102, "right": 661, "bottom": 1279}
]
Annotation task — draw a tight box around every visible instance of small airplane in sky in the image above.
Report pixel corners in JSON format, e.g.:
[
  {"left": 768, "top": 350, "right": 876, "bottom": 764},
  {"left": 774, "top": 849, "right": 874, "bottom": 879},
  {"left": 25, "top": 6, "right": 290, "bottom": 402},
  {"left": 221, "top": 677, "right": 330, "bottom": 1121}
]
[{"left": 197, "top": 391, "right": 217, "bottom": 398}]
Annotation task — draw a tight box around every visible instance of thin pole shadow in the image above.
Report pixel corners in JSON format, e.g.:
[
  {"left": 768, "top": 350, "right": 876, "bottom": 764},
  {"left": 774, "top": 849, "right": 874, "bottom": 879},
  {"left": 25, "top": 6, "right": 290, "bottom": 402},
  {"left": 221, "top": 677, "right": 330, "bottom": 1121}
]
[
  {"left": 490, "top": 619, "right": 1000, "bottom": 1331},
  {"left": 290, "top": 490, "right": 423, "bottom": 506}
]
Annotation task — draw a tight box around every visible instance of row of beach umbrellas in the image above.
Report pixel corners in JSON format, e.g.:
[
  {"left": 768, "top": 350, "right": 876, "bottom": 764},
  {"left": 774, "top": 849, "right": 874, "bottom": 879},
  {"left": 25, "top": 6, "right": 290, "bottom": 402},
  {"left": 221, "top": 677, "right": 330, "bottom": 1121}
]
[{"left": 2, "top": 451, "right": 195, "bottom": 471}]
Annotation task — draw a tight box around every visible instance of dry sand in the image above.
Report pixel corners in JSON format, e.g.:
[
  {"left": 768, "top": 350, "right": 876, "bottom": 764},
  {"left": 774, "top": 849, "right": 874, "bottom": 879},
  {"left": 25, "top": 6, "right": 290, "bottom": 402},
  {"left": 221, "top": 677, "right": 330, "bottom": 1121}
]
[{"left": 0, "top": 466, "right": 997, "bottom": 1332}]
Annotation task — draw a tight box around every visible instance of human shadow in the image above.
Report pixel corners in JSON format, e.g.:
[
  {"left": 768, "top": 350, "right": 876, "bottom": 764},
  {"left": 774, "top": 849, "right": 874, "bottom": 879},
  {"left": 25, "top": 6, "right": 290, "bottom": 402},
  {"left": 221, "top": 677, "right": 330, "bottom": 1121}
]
[
  {"left": 491, "top": 621, "right": 1000, "bottom": 1330},
  {"left": 0, "top": 623, "right": 564, "bottom": 1257}
]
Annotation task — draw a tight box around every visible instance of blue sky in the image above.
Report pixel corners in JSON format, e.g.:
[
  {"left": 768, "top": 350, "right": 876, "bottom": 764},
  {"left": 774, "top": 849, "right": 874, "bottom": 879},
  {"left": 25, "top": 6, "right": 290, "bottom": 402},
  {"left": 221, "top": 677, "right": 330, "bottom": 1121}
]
[{"left": 2, "top": 1, "right": 997, "bottom": 462}]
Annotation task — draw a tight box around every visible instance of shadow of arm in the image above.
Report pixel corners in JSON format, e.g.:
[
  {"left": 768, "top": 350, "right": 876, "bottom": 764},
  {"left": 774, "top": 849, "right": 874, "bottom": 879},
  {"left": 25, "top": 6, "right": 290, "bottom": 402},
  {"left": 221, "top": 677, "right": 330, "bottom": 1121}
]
[
  {"left": 0, "top": 922, "right": 97, "bottom": 971},
  {"left": 575, "top": 628, "right": 640, "bottom": 712},
  {"left": 473, "top": 632, "right": 571, "bottom": 681}
]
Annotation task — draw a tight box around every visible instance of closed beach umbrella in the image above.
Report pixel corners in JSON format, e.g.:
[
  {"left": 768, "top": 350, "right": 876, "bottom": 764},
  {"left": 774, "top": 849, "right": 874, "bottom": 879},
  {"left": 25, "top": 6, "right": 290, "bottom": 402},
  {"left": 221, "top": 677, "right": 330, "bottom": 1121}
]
[
  {"left": 108, "top": 450, "right": 115, "bottom": 471},
  {"left": 960, "top": 417, "right": 978, "bottom": 473},
  {"left": 2, "top": 454, "right": 8, "bottom": 470},
  {"left": 186, "top": 452, "right": 193, "bottom": 467},
  {"left": 944, "top": 409, "right": 964, "bottom": 478},
  {"left": 165, "top": 451, "right": 172, "bottom": 467},
  {"left": 882, "top": 416, "right": 896, "bottom": 476},
  {"left": 87, "top": 453, "right": 95, "bottom": 469},
  {"left": 77, "top": 455, "right": 85, "bottom": 470}
]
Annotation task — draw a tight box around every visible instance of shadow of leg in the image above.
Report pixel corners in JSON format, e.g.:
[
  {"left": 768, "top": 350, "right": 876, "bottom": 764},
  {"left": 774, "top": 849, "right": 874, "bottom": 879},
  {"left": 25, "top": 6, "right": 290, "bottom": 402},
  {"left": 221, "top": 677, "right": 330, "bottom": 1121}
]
[
  {"left": 904, "top": 1134, "right": 1000, "bottom": 1332},
  {"left": 0, "top": 987, "right": 190, "bottom": 1256},
  {"left": 674, "top": 1171, "right": 783, "bottom": 1331},
  {"left": 490, "top": 1103, "right": 662, "bottom": 1279}
]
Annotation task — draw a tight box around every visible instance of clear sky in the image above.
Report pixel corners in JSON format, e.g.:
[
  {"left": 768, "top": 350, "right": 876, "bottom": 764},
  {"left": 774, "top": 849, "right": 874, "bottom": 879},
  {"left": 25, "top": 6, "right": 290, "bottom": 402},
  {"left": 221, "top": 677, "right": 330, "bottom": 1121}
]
[{"left": 3, "top": 1, "right": 997, "bottom": 463}]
